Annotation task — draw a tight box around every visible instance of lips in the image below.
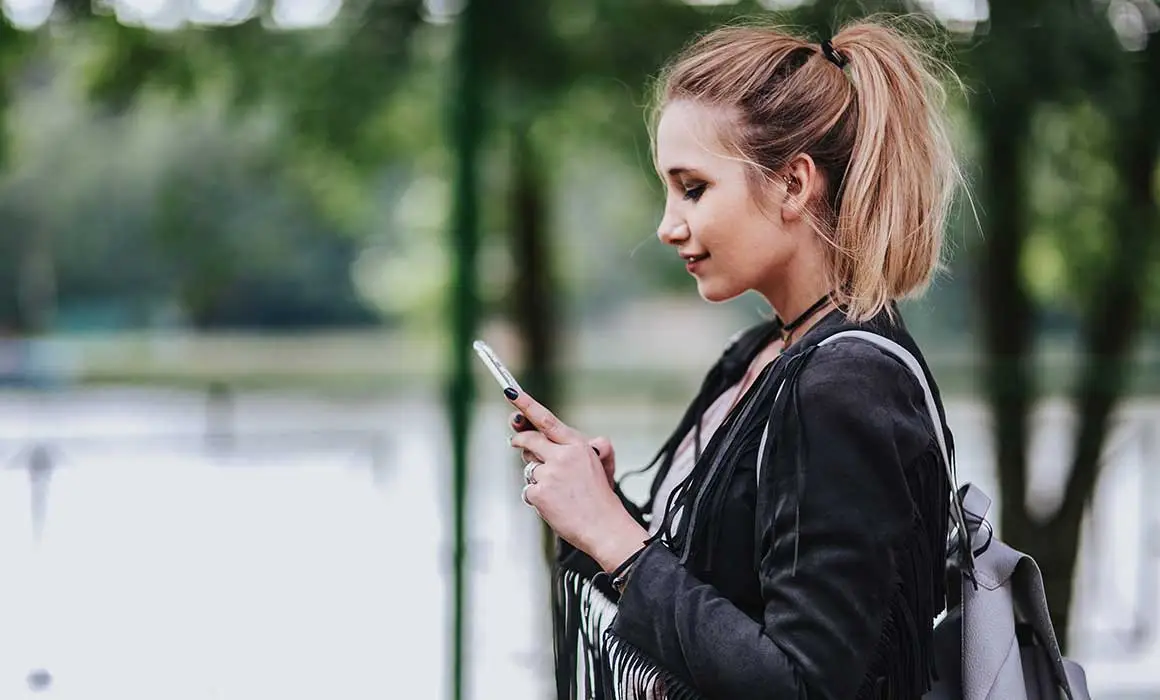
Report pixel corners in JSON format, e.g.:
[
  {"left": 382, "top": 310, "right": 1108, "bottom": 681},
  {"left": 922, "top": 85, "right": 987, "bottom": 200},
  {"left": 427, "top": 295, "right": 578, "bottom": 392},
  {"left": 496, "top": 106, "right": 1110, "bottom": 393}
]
[{"left": 683, "top": 252, "right": 709, "bottom": 275}]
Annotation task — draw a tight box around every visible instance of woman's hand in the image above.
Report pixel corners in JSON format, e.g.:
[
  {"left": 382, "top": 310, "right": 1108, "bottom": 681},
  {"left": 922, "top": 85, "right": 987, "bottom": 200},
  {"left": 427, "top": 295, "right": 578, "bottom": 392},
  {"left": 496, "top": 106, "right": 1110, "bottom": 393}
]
[
  {"left": 510, "top": 411, "right": 617, "bottom": 487},
  {"left": 505, "top": 389, "right": 648, "bottom": 572}
]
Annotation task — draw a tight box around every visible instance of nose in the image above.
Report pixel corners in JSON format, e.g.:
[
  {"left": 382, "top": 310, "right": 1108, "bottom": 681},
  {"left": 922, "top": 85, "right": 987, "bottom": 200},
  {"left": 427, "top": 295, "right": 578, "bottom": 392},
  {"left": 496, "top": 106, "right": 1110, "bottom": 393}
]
[{"left": 657, "top": 215, "right": 690, "bottom": 247}]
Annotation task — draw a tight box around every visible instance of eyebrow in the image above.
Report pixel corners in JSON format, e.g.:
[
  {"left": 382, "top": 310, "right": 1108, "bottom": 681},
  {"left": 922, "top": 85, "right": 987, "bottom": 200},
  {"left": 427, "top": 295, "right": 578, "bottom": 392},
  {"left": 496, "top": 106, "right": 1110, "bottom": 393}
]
[{"left": 652, "top": 162, "right": 704, "bottom": 183}]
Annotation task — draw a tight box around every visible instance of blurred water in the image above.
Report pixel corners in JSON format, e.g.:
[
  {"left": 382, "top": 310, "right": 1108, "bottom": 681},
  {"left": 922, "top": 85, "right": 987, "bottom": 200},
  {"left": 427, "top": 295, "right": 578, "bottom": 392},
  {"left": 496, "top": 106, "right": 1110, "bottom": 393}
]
[{"left": 0, "top": 388, "right": 1156, "bottom": 699}]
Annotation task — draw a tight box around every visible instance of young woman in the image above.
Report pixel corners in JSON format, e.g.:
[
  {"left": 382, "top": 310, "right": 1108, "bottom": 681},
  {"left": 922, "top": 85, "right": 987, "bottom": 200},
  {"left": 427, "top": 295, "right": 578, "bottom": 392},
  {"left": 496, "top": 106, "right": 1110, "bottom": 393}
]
[{"left": 505, "top": 18, "right": 961, "bottom": 700}]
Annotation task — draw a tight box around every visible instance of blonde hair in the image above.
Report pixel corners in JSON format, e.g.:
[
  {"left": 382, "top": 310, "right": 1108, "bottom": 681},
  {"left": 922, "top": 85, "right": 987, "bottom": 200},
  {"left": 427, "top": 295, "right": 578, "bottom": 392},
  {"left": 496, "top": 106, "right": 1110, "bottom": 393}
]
[{"left": 652, "top": 17, "right": 962, "bottom": 321}]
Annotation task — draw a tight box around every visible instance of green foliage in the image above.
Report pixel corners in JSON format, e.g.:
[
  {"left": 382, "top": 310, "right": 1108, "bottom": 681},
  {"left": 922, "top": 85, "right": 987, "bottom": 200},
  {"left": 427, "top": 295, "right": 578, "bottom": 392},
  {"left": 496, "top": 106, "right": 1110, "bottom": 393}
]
[
  {"left": 152, "top": 125, "right": 376, "bottom": 328},
  {"left": 0, "top": 17, "right": 36, "bottom": 165},
  {"left": 264, "top": 0, "right": 426, "bottom": 161},
  {"left": 0, "top": 59, "right": 380, "bottom": 330},
  {"left": 84, "top": 22, "right": 202, "bottom": 109},
  {"left": 2, "top": 0, "right": 954, "bottom": 335},
  {"left": 0, "top": 0, "right": 1155, "bottom": 340},
  {"left": 75, "top": 0, "right": 426, "bottom": 166},
  {"left": 957, "top": 0, "right": 1120, "bottom": 107},
  {"left": 1023, "top": 102, "right": 1119, "bottom": 313}
]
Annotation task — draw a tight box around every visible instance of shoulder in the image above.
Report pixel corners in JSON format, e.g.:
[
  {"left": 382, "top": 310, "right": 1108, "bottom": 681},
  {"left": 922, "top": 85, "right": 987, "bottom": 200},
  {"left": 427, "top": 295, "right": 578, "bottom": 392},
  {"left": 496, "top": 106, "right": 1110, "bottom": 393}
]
[
  {"left": 796, "top": 337, "right": 915, "bottom": 397},
  {"left": 790, "top": 337, "right": 931, "bottom": 439}
]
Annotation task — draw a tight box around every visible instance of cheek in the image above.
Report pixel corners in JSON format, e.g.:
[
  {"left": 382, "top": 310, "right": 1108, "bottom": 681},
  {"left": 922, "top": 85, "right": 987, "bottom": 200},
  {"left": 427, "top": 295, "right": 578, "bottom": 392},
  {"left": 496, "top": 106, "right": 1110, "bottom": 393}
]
[
  {"left": 743, "top": 215, "right": 793, "bottom": 264},
  {"left": 692, "top": 187, "right": 789, "bottom": 290},
  {"left": 721, "top": 218, "right": 777, "bottom": 266},
  {"left": 718, "top": 223, "right": 794, "bottom": 294},
  {"left": 691, "top": 196, "right": 743, "bottom": 250}
]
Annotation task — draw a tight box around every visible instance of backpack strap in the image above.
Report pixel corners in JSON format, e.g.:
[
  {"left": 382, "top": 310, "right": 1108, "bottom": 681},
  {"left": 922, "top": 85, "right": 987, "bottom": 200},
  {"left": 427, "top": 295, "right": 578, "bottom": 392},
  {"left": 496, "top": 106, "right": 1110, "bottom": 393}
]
[{"left": 1010, "top": 547, "right": 1082, "bottom": 700}]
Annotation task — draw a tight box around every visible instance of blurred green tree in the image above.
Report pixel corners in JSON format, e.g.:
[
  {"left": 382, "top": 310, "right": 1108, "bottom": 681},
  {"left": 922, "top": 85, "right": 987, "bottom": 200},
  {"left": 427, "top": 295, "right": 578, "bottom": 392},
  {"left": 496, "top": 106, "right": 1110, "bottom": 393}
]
[
  {"left": 963, "top": 0, "right": 1160, "bottom": 645},
  {"left": 0, "top": 73, "right": 377, "bottom": 331}
]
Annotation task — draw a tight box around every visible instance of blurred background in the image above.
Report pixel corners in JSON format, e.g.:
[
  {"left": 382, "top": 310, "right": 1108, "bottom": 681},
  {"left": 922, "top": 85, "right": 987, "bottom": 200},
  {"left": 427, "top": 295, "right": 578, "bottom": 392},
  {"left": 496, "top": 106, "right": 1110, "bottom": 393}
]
[{"left": 0, "top": 0, "right": 1157, "bottom": 698}]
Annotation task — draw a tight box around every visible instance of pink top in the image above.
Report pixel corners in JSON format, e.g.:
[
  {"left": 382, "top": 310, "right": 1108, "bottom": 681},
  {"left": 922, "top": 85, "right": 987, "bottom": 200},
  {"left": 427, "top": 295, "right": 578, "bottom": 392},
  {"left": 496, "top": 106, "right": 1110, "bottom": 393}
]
[{"left": 647, "top": 338, "right": 783, "bottom": 536}]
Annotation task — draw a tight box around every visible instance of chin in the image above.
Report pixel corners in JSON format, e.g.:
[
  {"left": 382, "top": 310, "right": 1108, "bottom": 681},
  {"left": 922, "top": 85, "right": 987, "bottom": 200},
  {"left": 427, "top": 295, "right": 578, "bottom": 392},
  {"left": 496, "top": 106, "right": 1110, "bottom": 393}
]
[{"left": 695, "top": 279, "right": 745, "bottom": 304}]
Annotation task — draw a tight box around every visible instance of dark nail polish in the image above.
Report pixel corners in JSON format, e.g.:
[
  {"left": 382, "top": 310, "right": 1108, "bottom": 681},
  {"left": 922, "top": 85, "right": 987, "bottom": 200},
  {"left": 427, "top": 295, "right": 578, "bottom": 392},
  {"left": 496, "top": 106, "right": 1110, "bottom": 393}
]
[
  {"left": 503, "top": 387, "right": 519, "bottom": 400},
  {"left": 592, "top": 446, "right": 600, "bottom": 457},
  {"left": 513, "top": 414, "right": 524, "bottom": 425}
]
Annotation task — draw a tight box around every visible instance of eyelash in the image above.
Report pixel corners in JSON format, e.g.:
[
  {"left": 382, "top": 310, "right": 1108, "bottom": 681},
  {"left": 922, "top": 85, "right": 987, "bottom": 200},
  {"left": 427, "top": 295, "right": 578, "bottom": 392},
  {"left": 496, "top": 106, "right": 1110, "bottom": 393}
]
[{"left": 682, "top": 183, "right": 706, "bottom": 202}]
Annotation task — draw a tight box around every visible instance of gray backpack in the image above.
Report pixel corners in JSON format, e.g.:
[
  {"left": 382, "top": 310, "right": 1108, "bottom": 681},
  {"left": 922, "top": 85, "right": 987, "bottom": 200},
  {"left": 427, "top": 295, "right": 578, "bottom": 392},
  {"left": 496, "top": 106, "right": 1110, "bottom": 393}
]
[{"left": 817, "top": 331, "right": 1092, "bottom": 700}]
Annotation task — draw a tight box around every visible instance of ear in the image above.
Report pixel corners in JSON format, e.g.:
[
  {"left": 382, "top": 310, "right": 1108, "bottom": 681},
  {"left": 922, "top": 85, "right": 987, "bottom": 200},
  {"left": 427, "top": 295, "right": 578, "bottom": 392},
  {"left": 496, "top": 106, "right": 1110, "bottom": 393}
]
[{"left": 779, "top": 153, "right": 821, "bottom": 224}]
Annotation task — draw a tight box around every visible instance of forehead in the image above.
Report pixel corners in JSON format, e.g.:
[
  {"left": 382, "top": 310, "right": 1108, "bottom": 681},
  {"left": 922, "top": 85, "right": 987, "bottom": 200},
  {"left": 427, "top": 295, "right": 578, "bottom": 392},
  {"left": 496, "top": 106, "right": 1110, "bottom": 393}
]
[{"left": 654, "top": 100, "right": 735, "bottom": 171}]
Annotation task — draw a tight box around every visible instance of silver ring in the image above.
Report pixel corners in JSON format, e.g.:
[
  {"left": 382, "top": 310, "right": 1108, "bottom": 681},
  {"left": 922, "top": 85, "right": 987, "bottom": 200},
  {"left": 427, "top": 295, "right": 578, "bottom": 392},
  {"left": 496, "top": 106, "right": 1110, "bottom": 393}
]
[
  {"left": 523, "top": 461, "right": 540, "bottom": 485},
  {"left": 521, "top": 483, "right": 534, "bottom": 508}
]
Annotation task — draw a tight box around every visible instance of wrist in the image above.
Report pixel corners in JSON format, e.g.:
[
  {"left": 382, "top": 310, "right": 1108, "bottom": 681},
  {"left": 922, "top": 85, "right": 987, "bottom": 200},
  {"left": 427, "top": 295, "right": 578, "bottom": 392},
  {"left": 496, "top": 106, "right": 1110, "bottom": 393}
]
[{"left": 589, "top": 518, "right": 649, "bottom": 574}]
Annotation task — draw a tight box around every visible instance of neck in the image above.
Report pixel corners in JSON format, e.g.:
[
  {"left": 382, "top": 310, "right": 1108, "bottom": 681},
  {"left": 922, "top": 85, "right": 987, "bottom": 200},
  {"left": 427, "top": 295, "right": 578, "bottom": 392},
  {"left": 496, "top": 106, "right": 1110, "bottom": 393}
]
[
  {"left": 779, "top": 294, "right": 833, "bottom": 345},
  {"left": 762, "top": 275, "right": 835, "bottom": 345},
  {"left": 759, "top": 237, "right": 835, "bottom": 338}
]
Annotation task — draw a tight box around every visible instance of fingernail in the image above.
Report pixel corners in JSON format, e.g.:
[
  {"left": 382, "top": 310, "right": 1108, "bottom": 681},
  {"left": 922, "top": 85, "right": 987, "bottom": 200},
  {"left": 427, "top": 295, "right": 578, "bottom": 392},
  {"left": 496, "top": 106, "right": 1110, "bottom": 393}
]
[
  {"left": 513, "top": 414, "right": 524, "bottom": 426},
  {"left": 503, "top": 388, "right": 518, "bottom": 400},
  {"left": 591, "top": 446, "right": 600, "bottom": 457}
]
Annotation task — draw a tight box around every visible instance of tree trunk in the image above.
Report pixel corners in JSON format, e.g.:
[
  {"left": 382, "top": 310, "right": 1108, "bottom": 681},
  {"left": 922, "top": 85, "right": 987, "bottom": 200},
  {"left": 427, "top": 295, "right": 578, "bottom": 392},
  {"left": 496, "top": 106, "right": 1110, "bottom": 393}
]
[
  {"left": 509, "top": 124, "right": 560, "bottom": 566},
  {"left": 509, "top": 126, "right": 557, "bottom": 417},
  {"left": 976, "top": 100, "right": 1036, "bottom": 559}
]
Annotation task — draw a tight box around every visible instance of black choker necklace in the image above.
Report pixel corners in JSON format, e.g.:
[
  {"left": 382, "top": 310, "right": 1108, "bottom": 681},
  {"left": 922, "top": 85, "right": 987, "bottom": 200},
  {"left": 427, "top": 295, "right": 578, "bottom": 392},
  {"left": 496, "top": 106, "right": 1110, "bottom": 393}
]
[{"left": 780, "top": 294, "right": 833, "bottom": 343}]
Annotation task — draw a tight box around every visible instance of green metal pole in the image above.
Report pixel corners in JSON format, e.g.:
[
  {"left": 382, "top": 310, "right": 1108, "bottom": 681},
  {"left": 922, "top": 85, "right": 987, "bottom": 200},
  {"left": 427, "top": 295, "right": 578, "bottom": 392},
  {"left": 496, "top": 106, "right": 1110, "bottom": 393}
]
[{"left": 447, "top": 2, "right": 483, "bottom": 700}]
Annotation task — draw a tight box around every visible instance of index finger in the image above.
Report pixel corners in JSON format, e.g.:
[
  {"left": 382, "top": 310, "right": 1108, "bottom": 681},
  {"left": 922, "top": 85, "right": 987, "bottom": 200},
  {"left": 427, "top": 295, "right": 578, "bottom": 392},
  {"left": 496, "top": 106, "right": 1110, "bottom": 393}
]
[{"left": 504, "top": 388, "right": 580, "bottom": 445}]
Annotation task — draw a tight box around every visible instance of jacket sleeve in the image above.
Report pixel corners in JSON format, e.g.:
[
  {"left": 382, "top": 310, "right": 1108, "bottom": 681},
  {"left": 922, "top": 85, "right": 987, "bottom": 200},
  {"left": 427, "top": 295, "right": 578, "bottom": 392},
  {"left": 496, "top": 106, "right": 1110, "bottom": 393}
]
[{"left": 611, "top": 341, "right": 934, "bottom": 700}]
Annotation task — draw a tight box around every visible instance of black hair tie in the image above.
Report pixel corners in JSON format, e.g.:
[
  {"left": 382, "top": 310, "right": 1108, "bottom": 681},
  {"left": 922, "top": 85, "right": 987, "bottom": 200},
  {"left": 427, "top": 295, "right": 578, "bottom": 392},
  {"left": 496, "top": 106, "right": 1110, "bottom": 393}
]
[{"left": 820, "top": 39, "right": 848, "bottom": 69}]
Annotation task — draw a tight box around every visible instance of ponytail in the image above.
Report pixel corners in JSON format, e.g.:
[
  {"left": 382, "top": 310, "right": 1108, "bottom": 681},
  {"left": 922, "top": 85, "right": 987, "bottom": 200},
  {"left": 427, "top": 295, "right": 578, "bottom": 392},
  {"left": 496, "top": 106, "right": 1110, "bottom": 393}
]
[{"left": 828, "top": 20, "right": 961, "bottom": 320}]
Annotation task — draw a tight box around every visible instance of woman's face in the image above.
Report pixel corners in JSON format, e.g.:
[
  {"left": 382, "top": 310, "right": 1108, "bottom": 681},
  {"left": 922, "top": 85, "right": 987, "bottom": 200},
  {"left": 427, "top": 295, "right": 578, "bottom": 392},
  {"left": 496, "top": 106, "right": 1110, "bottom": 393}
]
[{"left": 654, "top": 100, "right": 801, "bottom": 305}]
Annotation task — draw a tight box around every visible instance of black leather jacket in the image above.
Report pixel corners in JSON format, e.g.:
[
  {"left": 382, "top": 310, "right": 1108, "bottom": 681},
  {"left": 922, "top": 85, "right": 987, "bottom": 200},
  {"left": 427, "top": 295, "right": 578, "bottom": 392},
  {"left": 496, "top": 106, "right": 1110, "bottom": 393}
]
[{"left": 596, "top": 308, "right": 952, "bottom": 700}]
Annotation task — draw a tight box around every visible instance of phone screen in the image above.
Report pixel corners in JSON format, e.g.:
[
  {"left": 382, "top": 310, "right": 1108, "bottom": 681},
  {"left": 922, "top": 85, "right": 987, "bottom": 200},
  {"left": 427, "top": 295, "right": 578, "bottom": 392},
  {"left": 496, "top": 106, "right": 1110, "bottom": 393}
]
[{"left": 472, "top": 340, "right": 524, "bottom": 393}]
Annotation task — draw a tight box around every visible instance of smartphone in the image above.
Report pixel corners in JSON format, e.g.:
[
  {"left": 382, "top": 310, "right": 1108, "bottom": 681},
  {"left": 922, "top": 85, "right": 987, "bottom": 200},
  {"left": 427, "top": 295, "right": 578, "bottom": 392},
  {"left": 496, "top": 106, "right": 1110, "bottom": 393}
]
[{"left": 472, "top": 340, "right": 524, "bottom": 394}]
